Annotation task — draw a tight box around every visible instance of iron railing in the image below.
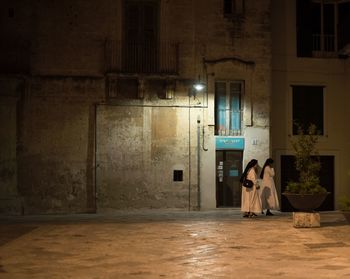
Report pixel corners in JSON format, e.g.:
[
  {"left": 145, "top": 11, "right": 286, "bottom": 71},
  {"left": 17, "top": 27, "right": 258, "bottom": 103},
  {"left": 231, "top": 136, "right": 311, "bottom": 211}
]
[
  {"left": 312, "top": 34, "right": 336, "bottom": 53},
  {"left": 215, "top": 109, "right": 243, "bottom": 136},
  {"left": 105, "top": 40, "right": 179, "bottom": 75}
]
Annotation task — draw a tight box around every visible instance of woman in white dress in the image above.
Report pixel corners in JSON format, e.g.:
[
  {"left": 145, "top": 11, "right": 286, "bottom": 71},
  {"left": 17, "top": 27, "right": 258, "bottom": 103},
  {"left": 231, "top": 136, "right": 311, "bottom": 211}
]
[
  {"left": 260, "top": 158, "right": 280, "bottom": 216},
  {"left": 240, "top": 159, "right": 262, "bottom": 218}
]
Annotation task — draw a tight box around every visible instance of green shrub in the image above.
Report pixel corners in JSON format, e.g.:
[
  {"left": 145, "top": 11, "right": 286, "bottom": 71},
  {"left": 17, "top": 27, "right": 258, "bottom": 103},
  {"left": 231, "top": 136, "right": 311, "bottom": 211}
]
[{"left": 285, "top": 124, "right": 327, "bottom": 194}]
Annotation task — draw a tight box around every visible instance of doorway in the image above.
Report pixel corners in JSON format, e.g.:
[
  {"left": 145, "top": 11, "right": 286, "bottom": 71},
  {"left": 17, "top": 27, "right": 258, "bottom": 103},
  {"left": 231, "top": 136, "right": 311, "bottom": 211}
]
[
  {"left": 123, "top": 0, "right": 159, "bottom": 73},
  {"left": 216, "top": 150, "right": 243, "bottom": 207}
]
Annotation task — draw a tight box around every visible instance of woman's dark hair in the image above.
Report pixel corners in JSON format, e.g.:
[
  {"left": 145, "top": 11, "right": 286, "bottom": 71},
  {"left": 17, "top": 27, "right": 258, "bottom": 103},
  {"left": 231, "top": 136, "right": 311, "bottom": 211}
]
[
  {"left": 260, "top": 158, "right": 274, "bottom": 179},
  {"left": 240, "top": 159, "right": 258, "bottom": 183}
]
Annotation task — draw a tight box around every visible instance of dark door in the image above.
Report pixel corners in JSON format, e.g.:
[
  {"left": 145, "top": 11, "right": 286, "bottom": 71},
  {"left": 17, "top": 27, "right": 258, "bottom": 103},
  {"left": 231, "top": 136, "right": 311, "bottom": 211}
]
[
  {"left": 216, "top": 150, "right": 243, "bottom": 207},
  {"left": 338, "top": 2, "right": 350, "bottom": 51},
  {"left": 123, "top": 0, "right": 159, "bottom": 73},
  {"left": 281, "top": 155, "right": 334, "bottom": 211}
]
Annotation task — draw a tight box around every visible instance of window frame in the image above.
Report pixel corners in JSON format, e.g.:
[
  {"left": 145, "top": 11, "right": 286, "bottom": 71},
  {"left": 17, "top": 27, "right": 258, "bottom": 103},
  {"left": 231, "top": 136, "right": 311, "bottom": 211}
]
[
  {"left": 288, "top": 84, "right": 327, "bottom": 137},
  {"left": 296, "top": 0, "right": 350, "bottom": 57},
  {"left": 215, "top": 80, "right": 244, "bottom": 136}
]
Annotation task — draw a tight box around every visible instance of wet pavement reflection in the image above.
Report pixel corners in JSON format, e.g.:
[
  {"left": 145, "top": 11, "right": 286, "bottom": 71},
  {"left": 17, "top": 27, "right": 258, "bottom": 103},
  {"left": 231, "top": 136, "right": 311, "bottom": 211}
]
[{"left": 0, "top": 209, "right": 349, "bottom": 278}]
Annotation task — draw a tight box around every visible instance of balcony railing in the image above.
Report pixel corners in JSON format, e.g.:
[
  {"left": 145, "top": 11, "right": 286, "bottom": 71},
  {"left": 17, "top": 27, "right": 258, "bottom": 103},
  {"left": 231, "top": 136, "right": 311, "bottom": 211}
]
[
  {"left": 105, "top": 40, "right": 179, "bottom": 75},
  {"left": 312, "top": 34, "right": 338, "bottom": 58},
  {"left": 215, "top": 109, "right": 243, "bottom": 136}
]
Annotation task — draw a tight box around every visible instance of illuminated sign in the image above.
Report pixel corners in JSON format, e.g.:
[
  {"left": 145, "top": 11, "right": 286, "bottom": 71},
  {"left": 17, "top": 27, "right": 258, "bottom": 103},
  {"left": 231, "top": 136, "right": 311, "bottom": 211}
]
[{"left": 215, "top": 137, "right": 245, "bottom": 150}]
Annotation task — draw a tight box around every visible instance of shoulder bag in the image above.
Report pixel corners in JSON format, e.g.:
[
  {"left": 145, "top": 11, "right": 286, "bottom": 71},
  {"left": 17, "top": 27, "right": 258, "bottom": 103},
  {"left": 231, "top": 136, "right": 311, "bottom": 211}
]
[{"left": 242, "top": 178, "right": 254, "bottom": 188}]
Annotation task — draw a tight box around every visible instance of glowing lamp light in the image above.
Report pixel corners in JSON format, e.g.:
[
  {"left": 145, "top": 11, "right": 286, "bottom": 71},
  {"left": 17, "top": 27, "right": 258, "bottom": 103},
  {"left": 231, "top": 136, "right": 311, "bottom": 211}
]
[{"left": 193, "top": 82, "right": 205, "bottom": 92}]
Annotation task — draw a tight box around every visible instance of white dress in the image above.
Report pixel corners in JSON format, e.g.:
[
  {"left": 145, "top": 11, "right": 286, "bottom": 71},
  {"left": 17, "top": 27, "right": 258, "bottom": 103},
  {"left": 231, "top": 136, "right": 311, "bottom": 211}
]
[
  {"left": 260, "top": 166, "right": 280, "bottom": 210},
  {"left": 241, "top": 168, "right": 262, "bottom": 214}
]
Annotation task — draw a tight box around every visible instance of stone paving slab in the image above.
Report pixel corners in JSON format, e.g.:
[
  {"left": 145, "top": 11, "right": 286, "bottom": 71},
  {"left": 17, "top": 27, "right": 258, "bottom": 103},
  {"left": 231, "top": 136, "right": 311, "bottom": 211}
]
[{"left": 0, "top": 210, "right": 349, "bottom": 279}]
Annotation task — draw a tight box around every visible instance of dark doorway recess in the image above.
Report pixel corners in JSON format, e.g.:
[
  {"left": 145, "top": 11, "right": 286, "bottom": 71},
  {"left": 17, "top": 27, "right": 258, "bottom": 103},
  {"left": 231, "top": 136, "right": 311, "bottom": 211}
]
[
  {"left": 280, "top": 155, "right": 334, "bottom": 212},
  {"left": 216, "top": 150, "right": 243, "bottom": 207},
  {"left": 123, "top": 0, "right": 159, "bottom": 73}
]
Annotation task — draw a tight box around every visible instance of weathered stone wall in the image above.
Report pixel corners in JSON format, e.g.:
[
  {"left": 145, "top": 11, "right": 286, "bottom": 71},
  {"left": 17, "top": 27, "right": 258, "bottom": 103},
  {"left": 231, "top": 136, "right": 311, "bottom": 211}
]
[
  {"left": 0, "top": 79, "right": 22, "bottom": 214},
  {"left": 0, "top": 0, "right": 271, "bottom": 213},
  {"left": 1, "top": 0, "right": 111, "bottom": 76},
  {"left": 96, "top": 105, "right": 199, "bottom": 210},
  {"left": 17, "top": 78, "right": 104, "bottom": 214}
]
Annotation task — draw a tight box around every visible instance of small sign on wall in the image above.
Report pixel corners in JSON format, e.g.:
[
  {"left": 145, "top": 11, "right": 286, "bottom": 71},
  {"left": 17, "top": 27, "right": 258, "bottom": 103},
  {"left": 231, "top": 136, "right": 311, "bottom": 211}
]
[{"left": 215, "top": 137, "right": 245, "bottom": 150}]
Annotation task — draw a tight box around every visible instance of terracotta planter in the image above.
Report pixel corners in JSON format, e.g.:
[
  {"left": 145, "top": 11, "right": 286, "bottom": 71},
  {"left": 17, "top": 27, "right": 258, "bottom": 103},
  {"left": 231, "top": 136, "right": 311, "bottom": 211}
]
[
  {"left": 342, "top": 211, "right": 350, "bottom": 223},
  {"left": 282, "top": 192, "right": 330, "bottom": 212}
]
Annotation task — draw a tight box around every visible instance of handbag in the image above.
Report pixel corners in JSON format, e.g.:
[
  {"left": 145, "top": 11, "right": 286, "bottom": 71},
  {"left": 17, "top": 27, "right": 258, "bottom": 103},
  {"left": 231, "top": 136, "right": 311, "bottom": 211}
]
[{"left": 242, "top": 178, "right": 254, "bottom": 188}]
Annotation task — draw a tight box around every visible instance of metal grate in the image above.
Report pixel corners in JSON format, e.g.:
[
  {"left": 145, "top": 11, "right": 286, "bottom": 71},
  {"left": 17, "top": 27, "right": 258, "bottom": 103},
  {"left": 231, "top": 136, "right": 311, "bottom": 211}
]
[{"left": 105, "top": 40, "right": 179, "bottom": 75}]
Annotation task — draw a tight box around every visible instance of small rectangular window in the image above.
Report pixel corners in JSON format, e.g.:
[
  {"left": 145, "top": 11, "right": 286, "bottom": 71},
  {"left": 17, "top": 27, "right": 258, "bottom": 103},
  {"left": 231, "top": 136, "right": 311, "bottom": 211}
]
[
  {"left": 173, "top": 170, "right": 183, "bottom": 182},
  {"left": 292, "top": 85, "right": 324, "bottom": 135}
]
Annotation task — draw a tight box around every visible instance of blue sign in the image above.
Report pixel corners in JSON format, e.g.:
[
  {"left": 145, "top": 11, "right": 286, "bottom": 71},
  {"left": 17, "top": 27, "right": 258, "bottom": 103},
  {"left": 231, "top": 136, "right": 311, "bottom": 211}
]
[
  {"left": 229, "top": 169, "right": 239, "bottom": 177},
  {"left": 215, "top": 137, "right": 245, "bottom": 150}
]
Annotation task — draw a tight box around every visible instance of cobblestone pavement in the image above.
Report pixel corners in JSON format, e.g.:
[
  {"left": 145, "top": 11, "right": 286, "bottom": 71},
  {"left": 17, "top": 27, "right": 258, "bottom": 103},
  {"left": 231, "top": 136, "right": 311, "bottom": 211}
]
[{"left": 0, "top": 210, "right": 349, "bottom": 279}]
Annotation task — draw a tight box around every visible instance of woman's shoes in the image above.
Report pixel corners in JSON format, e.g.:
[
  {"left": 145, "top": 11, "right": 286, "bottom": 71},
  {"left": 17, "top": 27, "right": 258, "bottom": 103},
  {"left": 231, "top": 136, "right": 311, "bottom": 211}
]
[
  {"left": 244, "top": 213, "right": 257, "bottom": 218},
  {"left": 266, "top": 210, "right": 274, "bottom": 216},
  {"left": 244, "top": 211, "right": 274, "bottom": 217}
]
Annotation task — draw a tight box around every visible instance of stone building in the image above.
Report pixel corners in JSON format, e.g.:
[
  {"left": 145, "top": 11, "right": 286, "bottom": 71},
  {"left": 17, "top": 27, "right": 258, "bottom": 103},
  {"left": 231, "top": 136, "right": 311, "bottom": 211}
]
[{"left": 0, "top": 0, "right": 271, "bottom": 214}]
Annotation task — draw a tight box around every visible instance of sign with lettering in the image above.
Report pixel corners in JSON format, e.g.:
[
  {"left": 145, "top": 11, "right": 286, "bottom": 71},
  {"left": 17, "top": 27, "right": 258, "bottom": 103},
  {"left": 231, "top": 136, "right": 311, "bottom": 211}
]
[{"left": 215, "top": 137, "right": 244, "bottom": 150}]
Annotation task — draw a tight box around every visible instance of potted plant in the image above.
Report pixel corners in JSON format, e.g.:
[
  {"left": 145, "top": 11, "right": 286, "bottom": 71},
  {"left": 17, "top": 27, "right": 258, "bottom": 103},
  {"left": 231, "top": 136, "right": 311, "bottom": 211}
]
[
  {"left": 283, "top": 124, "right": 329, "bottom": 212},
  {"left": 338, "top": 196, "right": 350, "bottom": 223}
]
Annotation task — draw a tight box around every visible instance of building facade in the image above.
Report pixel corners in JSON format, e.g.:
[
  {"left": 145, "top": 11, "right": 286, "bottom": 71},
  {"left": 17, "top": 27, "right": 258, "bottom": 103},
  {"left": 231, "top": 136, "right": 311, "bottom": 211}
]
[
  {"left": 271, "top": 0, "right": 350, "bottom": 211},
  {"left": 0, "top": 0, "right": 271, "bottom": 214}
]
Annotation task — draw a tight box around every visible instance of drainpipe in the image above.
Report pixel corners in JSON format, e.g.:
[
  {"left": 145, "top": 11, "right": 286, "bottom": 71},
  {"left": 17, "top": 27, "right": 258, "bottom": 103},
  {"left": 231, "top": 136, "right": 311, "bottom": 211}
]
[
  {"left": 93, "top": 103, "right": 97, "bottom": 212},
  {"left": 197, "top": 116, "right": 201, "bottom": 210},
  {"left": 188, "top": 96, "right": 191, "bottom": 211}
]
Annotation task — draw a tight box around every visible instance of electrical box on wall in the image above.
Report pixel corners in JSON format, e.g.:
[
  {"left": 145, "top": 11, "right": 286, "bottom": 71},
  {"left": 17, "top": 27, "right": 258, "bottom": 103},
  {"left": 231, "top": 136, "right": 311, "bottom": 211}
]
[{"left": 173, "top": 170, "right": 183, "bottom": 181}]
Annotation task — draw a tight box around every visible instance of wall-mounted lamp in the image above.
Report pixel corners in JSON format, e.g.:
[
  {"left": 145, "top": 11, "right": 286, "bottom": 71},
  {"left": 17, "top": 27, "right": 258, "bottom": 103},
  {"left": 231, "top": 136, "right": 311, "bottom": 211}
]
[
  {"left": 193, "top": 82, "right": 206, "bottom": 92},
  {"left": 189, "top": 76, "right": 206, "bottom": 97}
]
